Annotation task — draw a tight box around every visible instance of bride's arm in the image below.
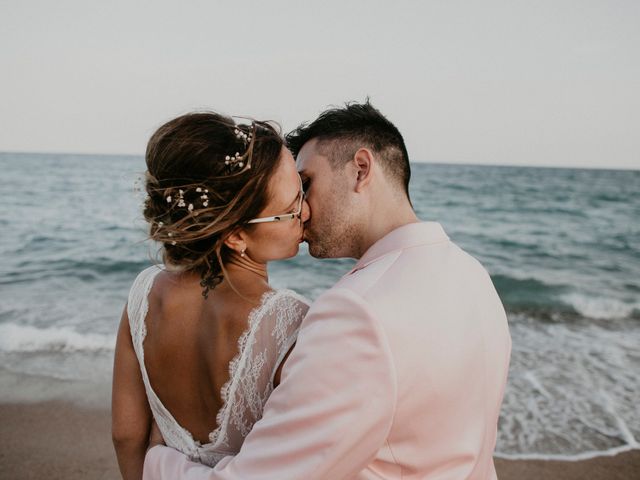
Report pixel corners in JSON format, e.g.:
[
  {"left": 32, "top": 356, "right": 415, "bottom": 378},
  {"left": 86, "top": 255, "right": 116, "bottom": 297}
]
[
  {"left": 112, "top": 304, "right": 152, "bottom": 480},
  {"left": 273, "top": 342, "right": 294, "bottom": 387}
]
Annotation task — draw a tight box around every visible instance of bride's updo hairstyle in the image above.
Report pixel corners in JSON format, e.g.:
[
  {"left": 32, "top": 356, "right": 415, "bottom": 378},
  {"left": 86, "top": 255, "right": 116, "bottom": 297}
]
[{"left": 143, "top": 112, "right": 284, "bottom": 297}]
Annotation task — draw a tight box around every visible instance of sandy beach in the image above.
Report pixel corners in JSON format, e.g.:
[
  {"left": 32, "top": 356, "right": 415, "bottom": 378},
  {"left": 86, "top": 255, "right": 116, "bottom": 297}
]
[{"left": 0, "top": 401, "right": 638, "bottom": 480}]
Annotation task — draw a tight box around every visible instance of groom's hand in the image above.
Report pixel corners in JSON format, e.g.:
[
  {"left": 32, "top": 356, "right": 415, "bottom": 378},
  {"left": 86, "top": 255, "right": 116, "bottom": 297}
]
[{"left": 147, "top": 420, "right": 165, "bottom": 452}]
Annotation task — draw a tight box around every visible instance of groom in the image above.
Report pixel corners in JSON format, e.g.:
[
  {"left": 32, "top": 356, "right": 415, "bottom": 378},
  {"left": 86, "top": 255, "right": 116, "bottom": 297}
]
[{"left": 143, "top": 101, "right": 511, "bottom": 479}]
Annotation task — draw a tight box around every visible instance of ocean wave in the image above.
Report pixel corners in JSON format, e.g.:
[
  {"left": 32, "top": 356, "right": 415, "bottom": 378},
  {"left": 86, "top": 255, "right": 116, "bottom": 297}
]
[
  {"left": 491, "top": 274, "right": 570, "bottom": 310},
  {"left": 0, "top": 258, "right": 152, "bottom": 285},
  {"left": 491, "top": 274, "right": 639, "bottom": 321},
  {"left": 0, "top": 323, "right": 115, "bottom": 353},
  {"left": 494, "top": 444, "right": 640, "bottom": 461},
  {"left": 560, "top": 293, "right": 640, "bottom": 320}
]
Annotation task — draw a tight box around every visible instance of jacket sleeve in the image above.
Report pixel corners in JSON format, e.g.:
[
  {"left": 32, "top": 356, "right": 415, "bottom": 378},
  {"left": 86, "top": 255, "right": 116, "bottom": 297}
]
[{"left": 143, "top": 287, "right": 397, "bottom": 480}]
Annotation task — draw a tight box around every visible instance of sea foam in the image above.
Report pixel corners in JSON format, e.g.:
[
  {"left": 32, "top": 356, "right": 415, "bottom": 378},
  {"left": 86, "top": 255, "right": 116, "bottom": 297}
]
[
  {"left": 0, "top": 323, "right": 115, "bottom": 353},
  {"left": 560, "top": 292, "right": 640, "bottom": 320}
]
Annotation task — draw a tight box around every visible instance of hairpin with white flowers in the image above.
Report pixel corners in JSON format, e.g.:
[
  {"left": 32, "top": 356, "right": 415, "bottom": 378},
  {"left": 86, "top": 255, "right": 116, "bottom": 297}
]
[
  {"left": 224, "top": 122, "right": 255, "bottom": 174},
  {"left": 157, "top": 184, "right": 210, "bottom": 245},
  {"left": 165, "top": 186, "right": 210, "bottom": 213}
]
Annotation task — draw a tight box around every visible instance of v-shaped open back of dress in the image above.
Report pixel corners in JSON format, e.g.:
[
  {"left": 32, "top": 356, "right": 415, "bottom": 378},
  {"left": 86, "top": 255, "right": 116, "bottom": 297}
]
[{"left": 126, "top": 265, "right": 309, "bottom": 466}]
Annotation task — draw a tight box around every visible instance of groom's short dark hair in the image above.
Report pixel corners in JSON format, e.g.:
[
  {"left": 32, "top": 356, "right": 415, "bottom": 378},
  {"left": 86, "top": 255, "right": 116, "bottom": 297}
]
[{"left": 286, "top": 100, "right": 411, "bottom": 197}]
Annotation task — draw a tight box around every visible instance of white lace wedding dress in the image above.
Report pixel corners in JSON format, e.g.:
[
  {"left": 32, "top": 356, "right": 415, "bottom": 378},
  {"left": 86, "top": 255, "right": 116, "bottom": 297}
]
[{"left": 126, "top": 265, "right": 310, "bottom": 466}]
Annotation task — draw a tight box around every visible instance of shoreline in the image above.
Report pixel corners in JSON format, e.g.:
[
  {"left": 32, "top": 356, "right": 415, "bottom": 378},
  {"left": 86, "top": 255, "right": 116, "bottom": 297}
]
[
  {"left": 494, "top": 451, "right": 640, "bottom": 480},
  {"left": 1, "top": 401, "right": 639, "bottom": 479},
  {"left": 495, "top": 443, "right": 640, "bottom": 462}
]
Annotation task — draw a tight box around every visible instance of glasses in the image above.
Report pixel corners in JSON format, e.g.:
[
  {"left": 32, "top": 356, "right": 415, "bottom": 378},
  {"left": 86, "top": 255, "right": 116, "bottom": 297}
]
[{"left": 247, "top": 175, "right": 305, "bottom": 224}]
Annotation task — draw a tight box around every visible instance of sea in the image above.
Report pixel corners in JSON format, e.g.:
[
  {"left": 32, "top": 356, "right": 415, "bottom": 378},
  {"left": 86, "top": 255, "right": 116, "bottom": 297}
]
[{"left": 1, "top": 152, "right": 638, "bottom": 460}]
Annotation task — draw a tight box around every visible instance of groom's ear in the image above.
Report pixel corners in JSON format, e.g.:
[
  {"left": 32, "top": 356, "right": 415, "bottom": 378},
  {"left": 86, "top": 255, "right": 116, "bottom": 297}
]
[
  {"left": 353, "top": 147, "right": 374, "bottom": 193},
  {"left": 223, "top": 228, "right": 247, "bottom": 254}
]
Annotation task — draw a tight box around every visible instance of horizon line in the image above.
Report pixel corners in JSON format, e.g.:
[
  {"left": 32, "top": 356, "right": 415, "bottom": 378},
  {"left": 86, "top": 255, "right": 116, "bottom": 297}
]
[{"left": 0, "top": 149, "right": 638, "bottom": 172}]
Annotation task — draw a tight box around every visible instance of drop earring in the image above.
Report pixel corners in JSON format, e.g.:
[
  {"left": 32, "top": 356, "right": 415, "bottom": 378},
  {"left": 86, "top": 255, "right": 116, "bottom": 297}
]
[{"left": 240, "top": 249, "right": 246, "bottom": 258}]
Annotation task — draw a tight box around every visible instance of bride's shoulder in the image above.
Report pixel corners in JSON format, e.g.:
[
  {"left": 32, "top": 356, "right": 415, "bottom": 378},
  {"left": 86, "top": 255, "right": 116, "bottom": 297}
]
[
  {"left": 271, "top": 288, "right": 311, "bottom": 309},
  {"left": 253, "top": 288, "right": 310, "bottom": 322},
  {"left": 127, "top": 264, "right": 165, "bottom": 298},
  {"left": 132, "top": 263, "right": 165, "bottom": 281},
  {"left": 273, "top": 288, "right": 311, "bottom": 316}
]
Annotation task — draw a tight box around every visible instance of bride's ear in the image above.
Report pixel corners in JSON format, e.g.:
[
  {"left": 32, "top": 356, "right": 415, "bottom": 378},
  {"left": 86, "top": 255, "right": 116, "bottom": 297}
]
[{"left": 223, "top": 228, "right": 247, "bottom": 255}]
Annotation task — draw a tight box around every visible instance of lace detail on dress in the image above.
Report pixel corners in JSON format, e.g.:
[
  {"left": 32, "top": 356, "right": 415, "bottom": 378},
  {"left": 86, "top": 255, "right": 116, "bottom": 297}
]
[
  {"left": 126, "top": 266, "right": 310, "bottom": 467},
  {"left": 211, "top": 289, "right": 310, "bottom": 449}
]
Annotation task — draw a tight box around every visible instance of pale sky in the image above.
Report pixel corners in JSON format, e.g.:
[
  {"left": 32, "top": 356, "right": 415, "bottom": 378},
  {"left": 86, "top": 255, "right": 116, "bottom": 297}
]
[{"left": 1, "top": 0, "right": 639, "bottom": 169}]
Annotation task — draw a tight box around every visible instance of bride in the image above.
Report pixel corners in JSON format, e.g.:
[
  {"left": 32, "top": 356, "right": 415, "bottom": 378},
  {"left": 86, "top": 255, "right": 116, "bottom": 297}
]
[{"left": 111, "top": 112, "right": 310, "bottom": 479}]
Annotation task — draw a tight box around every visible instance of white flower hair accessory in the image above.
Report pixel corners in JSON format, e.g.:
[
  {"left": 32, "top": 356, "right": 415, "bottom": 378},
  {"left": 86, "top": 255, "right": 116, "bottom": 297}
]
[
  {"left": 163, "top": 186, "right": 210, "bottom": 213},
  {"left": 224, "top": 122, "right": 255, "bottom": 174}
]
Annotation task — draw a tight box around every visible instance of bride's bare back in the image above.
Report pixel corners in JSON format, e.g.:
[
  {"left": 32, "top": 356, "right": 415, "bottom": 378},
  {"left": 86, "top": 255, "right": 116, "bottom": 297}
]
[{"left": 143, "top": 270, "right": 267, "bottom": 443}]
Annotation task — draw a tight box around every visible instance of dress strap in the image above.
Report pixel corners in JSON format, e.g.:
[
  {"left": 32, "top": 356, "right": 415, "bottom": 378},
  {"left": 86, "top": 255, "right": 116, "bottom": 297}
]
[
  {"left": 127, "top": 265, "right": 163, "bottom": 346},
  {"left": 126, "top": 264, "right": 202, "bottom": 457}
]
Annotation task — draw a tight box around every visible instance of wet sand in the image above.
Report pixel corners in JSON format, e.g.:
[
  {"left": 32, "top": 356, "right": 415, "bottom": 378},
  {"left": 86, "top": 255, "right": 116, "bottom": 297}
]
[{"left": 1, "top": 401, "right": 638, "bottom": 479}]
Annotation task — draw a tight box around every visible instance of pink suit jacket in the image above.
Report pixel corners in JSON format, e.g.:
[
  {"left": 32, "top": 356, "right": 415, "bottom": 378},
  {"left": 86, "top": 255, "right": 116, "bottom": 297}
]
[{"left": 144, "top": 222, "right": 512, "bottom": 479}]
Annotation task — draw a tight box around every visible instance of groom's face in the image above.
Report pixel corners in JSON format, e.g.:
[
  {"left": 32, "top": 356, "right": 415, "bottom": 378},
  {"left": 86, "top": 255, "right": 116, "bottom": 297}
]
[{"left": 296, "top": 139, "right": 358, "bottom": 259}]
